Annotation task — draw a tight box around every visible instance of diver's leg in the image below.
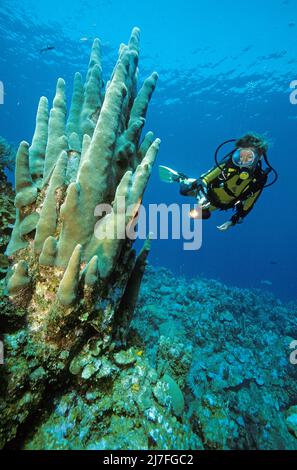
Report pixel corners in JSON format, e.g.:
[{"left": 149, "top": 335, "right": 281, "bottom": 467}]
[{"left": 202, "top": 209, "right": 211, "bottom": 220}]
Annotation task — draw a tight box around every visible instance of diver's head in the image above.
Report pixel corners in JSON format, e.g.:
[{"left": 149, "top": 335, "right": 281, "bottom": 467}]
[
  {"left": 232, "top": 133, "right": 268, "bottom": 173},
  {"left": 235, "top": 132, "right": 268, "bottom": 157},
  {"left": 215, "top": 133, "right": 277, "bottom": 186}
]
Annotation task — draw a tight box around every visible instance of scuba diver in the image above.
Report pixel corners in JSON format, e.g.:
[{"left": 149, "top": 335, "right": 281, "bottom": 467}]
[{"left": 159, "top": 133, "right": 278, "bottom": 231}]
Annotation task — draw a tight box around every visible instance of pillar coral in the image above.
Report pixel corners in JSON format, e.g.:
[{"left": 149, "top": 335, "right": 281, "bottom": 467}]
[
  {"left": 0, "top": 28, "right": 159, "bottom": 447},
  {"left": 6, "top": 27, "right": 159, "bottom": 346}
]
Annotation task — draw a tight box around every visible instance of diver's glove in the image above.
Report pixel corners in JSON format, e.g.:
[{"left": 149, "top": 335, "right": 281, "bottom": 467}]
[
  {"left": 217, "top": 216, "right": 244, "bottom": 231},
  {"left": 217, "top": 221, "right": 234, "bottom": 232}
]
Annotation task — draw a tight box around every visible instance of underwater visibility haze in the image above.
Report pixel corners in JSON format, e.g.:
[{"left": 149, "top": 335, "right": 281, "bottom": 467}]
[{"left": 0, "top": 0, "right": 297, "bottom": 453}]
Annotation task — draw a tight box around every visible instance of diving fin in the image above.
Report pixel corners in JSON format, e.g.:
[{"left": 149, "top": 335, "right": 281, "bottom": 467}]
[{"left": 159, "top": 165, "right": 184, "bottom": 183}]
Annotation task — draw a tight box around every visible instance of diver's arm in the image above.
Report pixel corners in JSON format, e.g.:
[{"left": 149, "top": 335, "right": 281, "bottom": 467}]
[
  {"left": 218, "top": 192, "right": 262, "bottom": 231},
  {"left": 230, "top": 170, "right": 269, "bottom": 225},
  {"left": 230, "top": 189, "right": 263, "bottom": 225},
  {"left": 179, "top": 179, "right": 200, "bottom": 196},
  {"left": 180, "top": 164, "right": 224, "bottom": 197}
]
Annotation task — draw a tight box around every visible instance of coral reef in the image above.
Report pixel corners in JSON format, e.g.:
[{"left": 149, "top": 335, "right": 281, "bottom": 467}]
[
  {"left": 1, "top": 27, "right": 296, "bottom": 452},
  {"left": 0, "top": 136, "right": 15, "bottom": 172},
  {"left": 0, "top": 28, "right": 161, "bottom": 448},
  {"left": 10, "top": 265, "right": 297, "bottom": 450},
  {"left": 133, "top": 266, "right": 297, "bottom": 450},
  {"left": 286, "top": 406, "right": 297, "bottom": 438},
  {"left": 0, "top": 137, "right": 15, "bottom": 278},
  {"left": 22, "top": 347, "right": 201, "bottom": 450}
]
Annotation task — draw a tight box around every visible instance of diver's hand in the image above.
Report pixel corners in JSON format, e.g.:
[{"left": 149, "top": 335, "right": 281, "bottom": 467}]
[{"left": 217, "top": 221, "right": 234, "bottom": 232}]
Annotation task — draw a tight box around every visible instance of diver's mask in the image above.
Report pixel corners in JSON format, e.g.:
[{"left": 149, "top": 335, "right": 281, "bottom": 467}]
[{"left": 232, "top": 147, "right": 260, "bottom": 180}]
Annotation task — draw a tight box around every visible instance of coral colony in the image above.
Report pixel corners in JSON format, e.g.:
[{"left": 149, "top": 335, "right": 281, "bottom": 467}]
[{"left": 1, "top": 28, "right": 166, "bottom": 448}]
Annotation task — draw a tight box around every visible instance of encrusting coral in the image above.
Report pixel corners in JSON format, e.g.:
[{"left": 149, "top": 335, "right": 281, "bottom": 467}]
[{"left": 0, "top": 28, "right": 161, "bottom": 448}]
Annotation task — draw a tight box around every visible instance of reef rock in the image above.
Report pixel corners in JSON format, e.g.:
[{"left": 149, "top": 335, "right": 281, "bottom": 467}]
[
  {"left": 286, "top": 406, "right": 297, "bottom": 438},
  {"left": 132, "top": 265, "right": 297, "bottom": 450}
]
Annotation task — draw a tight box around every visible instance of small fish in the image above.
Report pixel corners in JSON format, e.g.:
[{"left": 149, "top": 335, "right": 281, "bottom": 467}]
[
  {"left": 270, "top": 260, "right": 278, "bottom": 265},
  {"left": 40, "top": 45, "right": 55, "bottom": 54},
  {"left": 261, "top": 280, "right": 273, "bottom": 286},
  {"left": 80, "top": 37, "right": 89, "bottom": 42}
]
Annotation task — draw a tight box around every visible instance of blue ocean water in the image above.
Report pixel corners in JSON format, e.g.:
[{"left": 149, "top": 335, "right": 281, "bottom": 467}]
[{"left": 0, "top": 0, "right": 296, "bottom": 301}]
